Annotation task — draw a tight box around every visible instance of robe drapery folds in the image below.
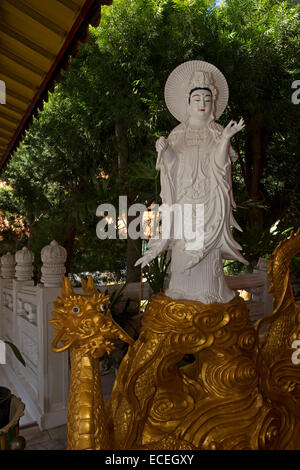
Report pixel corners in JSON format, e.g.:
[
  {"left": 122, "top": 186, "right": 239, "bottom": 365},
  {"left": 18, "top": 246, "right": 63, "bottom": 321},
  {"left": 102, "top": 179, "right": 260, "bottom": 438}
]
[{"left": 147, "top": 121, "right": 248, "bottom": 273}]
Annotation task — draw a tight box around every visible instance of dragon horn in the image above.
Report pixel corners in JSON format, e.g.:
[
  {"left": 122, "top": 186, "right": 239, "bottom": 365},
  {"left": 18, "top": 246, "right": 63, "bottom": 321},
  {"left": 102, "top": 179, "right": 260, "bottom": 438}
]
[
  {"left": 87, "top": 275, "right": 95, "bottom": 290},
  {"left": 81, "top": 275, "right": 96, "bottom": 294},
  {"left": 61, "top": 277, "right": 74, "bottom": 298}
]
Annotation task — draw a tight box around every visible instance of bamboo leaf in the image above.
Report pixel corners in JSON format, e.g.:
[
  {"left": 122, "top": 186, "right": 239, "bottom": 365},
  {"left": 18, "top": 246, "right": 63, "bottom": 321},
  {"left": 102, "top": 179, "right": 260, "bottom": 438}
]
[{"left": 4, "top": 341, "right": 26, "bottom": 367}]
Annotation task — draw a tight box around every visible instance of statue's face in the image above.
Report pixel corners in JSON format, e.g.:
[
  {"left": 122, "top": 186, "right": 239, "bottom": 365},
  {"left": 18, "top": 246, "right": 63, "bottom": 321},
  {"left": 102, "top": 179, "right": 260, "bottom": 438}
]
[{"left": 188, "top": 89, "right": 213, "bottom": 121}]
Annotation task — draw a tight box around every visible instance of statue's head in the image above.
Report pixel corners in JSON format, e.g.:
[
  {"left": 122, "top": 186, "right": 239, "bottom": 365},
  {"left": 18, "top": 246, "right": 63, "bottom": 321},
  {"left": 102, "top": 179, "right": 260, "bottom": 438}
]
[
  {"left": 188, "top": 87, "right": 213, "bottom": 122},
  {"left": 187, "top": 71, "right": 217, "bottom": 124},
  {"left": 164, "top": 61, "right": 229, "bottom": 124}
]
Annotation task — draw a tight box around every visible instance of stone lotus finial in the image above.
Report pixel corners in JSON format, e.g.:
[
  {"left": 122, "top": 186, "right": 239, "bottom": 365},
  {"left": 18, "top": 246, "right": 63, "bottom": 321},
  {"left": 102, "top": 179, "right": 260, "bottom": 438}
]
[
  {"left": 15, "top": 246, "right": 34, "bottom": 264},
  {"left": 15, "top": 247, "right": 34, "bottom": 281},
  {"left": 1, "top": 252, "right": 16, "bottom": 279},
  {"left": 41, "top": 240, "right": 67, "bottom": 287}
]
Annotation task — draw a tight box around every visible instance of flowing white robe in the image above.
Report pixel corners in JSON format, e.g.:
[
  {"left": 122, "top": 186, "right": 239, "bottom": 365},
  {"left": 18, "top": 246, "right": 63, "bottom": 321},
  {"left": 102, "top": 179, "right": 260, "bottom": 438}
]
[{"left": 153, "top": 121, "right": 247, "bottom": 272}]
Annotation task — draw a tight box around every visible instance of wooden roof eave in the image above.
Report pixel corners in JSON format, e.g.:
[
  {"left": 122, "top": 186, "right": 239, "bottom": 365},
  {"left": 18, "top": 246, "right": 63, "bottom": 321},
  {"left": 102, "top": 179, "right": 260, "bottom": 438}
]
[{"left": 0, "top": 0, "right": 113, "bottom": 172}]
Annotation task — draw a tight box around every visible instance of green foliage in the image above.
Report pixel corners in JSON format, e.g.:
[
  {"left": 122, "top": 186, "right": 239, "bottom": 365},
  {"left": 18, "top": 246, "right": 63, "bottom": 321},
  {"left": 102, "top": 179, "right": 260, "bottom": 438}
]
[
  {"left": 100, "top": 282, "right": 140, "bottom": 370},
  {"left": 143, "top": 251, "right": 170, "bottom": 293},
  {"left": 223, "top": 259, "right": 252, "bottom": 276},
  {"left": 105, "top": 283, "right": 127, "bottom": 313},
  {"left": 4, "top": 341, "right": 26, "bottom": 367},
  {"left": 0, "top": 0, "right": 299, "bottom": 275}
]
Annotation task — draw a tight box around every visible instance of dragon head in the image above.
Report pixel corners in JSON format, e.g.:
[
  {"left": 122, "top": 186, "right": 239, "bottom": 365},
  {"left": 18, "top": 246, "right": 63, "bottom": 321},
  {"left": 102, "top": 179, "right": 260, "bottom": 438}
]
[{"left": 50, "top": 275, "right": 134, "bottom": 358}]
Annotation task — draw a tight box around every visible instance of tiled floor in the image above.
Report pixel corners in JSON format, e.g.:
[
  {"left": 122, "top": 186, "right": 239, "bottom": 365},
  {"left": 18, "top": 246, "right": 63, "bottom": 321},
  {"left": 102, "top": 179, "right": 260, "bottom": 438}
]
[{"left": 21, "top": 424, "right": 67, "bottom": 450}]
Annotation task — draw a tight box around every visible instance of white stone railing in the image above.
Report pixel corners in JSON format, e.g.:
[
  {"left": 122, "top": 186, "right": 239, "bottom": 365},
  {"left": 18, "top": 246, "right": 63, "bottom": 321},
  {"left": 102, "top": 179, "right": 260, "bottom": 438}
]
[{"left": 0, "top": 241, "right": 68, "bottom": 430}]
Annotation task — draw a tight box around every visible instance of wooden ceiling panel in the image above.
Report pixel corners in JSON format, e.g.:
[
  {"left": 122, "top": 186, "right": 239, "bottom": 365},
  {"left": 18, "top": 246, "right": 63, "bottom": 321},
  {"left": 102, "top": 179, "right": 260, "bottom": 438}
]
[{"left": 0, "top": 0, "right": 113, "bottom": 171}]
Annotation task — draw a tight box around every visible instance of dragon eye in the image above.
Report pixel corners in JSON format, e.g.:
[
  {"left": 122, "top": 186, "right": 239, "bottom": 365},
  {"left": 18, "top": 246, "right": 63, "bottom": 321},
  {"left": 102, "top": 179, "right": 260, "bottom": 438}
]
[
  {"left": 72, "top": 306, "right": 80, "bottom": 314},
  {"left": 100, "top": 304, "right": 107, "bottom": 312}
]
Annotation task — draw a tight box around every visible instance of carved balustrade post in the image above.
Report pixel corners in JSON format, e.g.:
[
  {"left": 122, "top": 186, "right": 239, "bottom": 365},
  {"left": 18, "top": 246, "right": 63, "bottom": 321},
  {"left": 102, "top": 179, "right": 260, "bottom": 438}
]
[
  {"left": 1, "top": 252, "right": 15, "bottom": 279},
  {"left": 15, "top": 247, "right": 34, "bottom": 281},
  {"left": 253, "top": 257, "right": 273, "bottom": 317},
  {"left": 41, "top": 240, "right": 67, "bottom": 287}
]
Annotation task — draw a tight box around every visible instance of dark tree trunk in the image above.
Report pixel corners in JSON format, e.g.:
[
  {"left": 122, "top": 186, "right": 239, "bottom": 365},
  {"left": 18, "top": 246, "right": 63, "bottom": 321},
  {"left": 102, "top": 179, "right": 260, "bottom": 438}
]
[
  {"left": 126, "top": 219, "right": 142, "bottom": 283},
  {"left": 244, "top": 112, "right": 270, "bottom": 229},
  {"left": 115, "top": 121, "right": 142, "bottom": 282},
  {"left": 115, "top": 121, "right": 128, "bottom": 176},
  {"left": 62, "top": 212, "right": 77, "bottom": 275}
]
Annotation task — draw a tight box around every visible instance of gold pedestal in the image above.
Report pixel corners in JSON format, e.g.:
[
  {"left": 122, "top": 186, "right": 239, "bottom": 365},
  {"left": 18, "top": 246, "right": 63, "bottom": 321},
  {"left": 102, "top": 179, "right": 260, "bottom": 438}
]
[{"left": 107, "top": 289, "right": 300, "bottom": 450}]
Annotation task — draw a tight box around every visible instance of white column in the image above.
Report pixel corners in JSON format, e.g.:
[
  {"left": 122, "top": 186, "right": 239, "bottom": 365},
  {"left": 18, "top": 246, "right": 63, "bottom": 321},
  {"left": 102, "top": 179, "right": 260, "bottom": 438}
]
[
  {"left": 253, "top": 257, "right": 273, "bottom": 316},
  {"left": 36, "top": 284, "right": 69, "bottom": 429}
]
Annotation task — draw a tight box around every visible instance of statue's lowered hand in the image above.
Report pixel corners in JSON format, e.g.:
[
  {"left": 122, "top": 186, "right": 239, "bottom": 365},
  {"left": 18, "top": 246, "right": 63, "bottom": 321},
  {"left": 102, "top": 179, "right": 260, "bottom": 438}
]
[
  {"left": 135, "top": 252, "right": 155, "bottom": 269},
  {"left": 156, "top": 136, "right": 169, "bottom": 153},
  {"left": 223, "top": 118, "right": 245, "bottom": 139}
]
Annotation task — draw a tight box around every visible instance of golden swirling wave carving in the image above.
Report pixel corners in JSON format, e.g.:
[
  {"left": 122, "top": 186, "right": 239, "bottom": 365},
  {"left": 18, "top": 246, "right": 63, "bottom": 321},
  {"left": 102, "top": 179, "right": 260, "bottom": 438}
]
[{"left": 200, "top": 355, "right": 257, "bottom": 397}]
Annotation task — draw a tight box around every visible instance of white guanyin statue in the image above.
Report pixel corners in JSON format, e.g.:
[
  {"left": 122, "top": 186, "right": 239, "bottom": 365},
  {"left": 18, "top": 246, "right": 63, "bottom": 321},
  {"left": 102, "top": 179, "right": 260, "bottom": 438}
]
[{"left": 136, "top": 61, "right": 248, "bottom": 304}]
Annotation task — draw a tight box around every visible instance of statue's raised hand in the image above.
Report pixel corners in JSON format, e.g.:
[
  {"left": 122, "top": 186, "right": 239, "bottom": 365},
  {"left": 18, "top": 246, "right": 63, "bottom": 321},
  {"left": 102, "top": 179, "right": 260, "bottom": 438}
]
[
  {"left": 223, "top": 118, "right": 245, "bottom": 139},
  {"left": 156, "top": 136, "right": 169, "bottom": 153}
]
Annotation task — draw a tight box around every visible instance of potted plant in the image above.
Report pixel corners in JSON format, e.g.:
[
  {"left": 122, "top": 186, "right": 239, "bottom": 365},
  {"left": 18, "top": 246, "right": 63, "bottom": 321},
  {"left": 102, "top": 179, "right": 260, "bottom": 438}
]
[{"left": 0, "top": 340, "right": 26, "bottom": 450}]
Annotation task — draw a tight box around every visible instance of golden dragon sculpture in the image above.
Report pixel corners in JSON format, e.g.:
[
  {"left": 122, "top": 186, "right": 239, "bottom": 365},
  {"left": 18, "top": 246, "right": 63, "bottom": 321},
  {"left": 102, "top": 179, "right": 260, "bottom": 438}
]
[
  {"left": 255, "top": 228, "right": 300, "bottom": 449},
  {"left": 51, "top": 228, "right": 300, "bottom": 450},
  {"left": 50, "top": 276, "right": 134, "bottom": 450}
]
